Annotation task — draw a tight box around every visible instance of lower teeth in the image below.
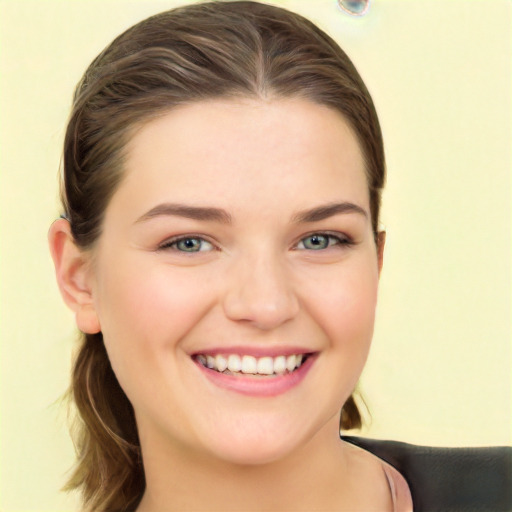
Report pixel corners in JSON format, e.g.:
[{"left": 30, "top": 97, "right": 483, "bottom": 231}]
[{"left": 220, "top": 369, "right": 293, "bottom": 377}]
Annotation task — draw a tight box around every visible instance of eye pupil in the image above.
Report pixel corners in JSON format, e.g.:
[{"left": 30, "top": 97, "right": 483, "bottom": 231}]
[
  {"left": 178, "top": 238, "right": 201, "bottom": 251},
  {"left": 304, "top": 234, "right": 328, "bottom": 250}
]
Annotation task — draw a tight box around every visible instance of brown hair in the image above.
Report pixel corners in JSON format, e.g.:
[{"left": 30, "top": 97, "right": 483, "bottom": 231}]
[{"left": 61, "top": 1, "right": 385, "bottom": 510}]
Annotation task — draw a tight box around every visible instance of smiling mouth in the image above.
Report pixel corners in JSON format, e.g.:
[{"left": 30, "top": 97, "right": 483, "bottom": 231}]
[{"left": 193, "top": 353, "right": 311, "bottom": 377}]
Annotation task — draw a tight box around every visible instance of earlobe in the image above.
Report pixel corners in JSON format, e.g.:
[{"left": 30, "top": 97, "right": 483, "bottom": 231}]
[
  {"left": 377, "top": 230, "right": 386, "bottom": 276},
  {"left": 48, "top": 218, "right": 101, "bottom": 334}
]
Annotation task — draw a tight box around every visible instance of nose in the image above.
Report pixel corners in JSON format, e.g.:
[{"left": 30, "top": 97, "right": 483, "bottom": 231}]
[{"left": 222, "top": 252, "right": 300, "bottom": 330}]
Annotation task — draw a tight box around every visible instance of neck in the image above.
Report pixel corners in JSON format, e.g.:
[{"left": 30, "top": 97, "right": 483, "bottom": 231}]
[{"left": 136, "top": 416, "right": 361, "bottom": 512}]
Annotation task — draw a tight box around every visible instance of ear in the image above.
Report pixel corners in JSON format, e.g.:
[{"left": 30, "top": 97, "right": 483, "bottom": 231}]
[
  {"left": 48, "top": 218, "right": 101, "bottom": 334},
  {"left": 376, "top": 230, "right": 386, "bottom": 276}
]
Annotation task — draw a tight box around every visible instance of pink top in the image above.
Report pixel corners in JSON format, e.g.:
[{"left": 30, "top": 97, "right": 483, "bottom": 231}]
[{"left": 382, "top": 461, "right": 414, "bottom": 512}]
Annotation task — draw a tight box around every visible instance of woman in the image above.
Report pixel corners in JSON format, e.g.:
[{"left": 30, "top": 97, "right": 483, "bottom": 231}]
[{"left": 48, "top": 2, "right": 510, "bottom": 511}]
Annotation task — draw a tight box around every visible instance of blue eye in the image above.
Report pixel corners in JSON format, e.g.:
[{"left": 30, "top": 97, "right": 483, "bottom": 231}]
[
  {"left": 297, "top": 233, "right": 348, "bottom": 250},
  {"left": 161, "top": 237, "right": 214, "bottom": 253}
]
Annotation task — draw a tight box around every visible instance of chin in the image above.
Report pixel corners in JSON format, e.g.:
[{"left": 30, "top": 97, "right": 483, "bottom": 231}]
[
  {"left": 205, "top": 435, "right": 299, "bottom": 467},
  {"left": 194, "top": 412, "right": 321, "bottom": 467}
]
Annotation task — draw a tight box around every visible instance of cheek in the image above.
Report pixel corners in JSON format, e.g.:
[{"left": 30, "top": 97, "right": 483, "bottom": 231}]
[
  {"left": 296, "top": 257, "right": 379, "bottom": 420},
  {"left": 91, "top": 257, "right": 219, "bottom": 423},
  {"left": 305, "top": 257, "right": 379, "bottom": 352},
  {"left": 92, "top": 258, "right": 215, "bottom": 372}
]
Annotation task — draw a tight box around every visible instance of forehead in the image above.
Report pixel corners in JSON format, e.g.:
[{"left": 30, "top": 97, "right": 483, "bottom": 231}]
[{"left": 115, "top": 97, "right": 369, "bottom": 218}]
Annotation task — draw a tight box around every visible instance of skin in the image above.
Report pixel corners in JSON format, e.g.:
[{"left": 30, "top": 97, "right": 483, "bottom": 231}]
[{"left": 50, "top": 97, "right": 388, "bottom": 511}]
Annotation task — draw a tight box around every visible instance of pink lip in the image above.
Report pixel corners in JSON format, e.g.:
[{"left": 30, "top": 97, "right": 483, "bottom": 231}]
[
  {"left": 194, "top": 353, "right": 317, "bottom": 397},
  {"left": 191, "top": 345, "right": 312, "bottom": 358}
]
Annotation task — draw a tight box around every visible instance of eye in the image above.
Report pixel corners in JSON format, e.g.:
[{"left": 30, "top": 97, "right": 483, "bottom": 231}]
[
  {"left": 296, "top": 233, "right": 350, "bottom": 251},
  {"left": 160, "top": 236, "right": 214, "bottom": 253}
]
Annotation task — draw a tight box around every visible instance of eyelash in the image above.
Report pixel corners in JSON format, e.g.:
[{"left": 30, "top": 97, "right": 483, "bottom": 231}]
[
  {"left": 158, "top": 232, "right": 354, "bottom": 253},
  {"left": 295, "top": 232, "right": 354, "bottom": 251},
  {"left": 158, "top": 235, "right": 215, "bottom": 253}
]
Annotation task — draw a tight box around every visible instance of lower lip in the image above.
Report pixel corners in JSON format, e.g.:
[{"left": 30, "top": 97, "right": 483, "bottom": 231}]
[{"left": 194, "top": 354, "right": 317, "bottom": 397}]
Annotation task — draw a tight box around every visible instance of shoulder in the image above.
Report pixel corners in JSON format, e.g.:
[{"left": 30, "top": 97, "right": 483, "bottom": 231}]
[{"left": 342, "top": 435, "right": 512, "bottom": 512}]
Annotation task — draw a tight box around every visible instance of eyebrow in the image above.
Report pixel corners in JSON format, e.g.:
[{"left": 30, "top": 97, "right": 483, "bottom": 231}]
[
  {"left": 292, "top": 202, "right": 368, "bottom": 223},
  {"left": 135, "top": 203, "right": 232, "bottom": 224},
  {"left": 135, "top": 201, "right": 367, "bottom": 225}
]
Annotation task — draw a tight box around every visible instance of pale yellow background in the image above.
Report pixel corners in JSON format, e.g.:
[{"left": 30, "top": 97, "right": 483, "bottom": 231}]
[{"left": 1, "top": 0, "right": 510, "bottom": 510}]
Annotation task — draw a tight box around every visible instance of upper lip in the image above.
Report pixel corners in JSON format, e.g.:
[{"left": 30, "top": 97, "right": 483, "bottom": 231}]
[{"left": 190, "top": 346, "right": 316, "bottom": 358}]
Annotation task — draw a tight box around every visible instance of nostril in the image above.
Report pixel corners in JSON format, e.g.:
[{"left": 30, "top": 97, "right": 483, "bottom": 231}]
[{"left": 223, "top": 297, "right": 299, "bottom": 330}]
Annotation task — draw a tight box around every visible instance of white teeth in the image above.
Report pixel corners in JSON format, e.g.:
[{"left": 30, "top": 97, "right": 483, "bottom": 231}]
[
  {"left": 197, "top": 352, "right": 308, "bottom": 375},
  {"left": 286, "top": 355, "right": 297, "bottom": 372},
  {"left": 227, "top": 354, "right": 242, "bottom": 372},
  {"left": 257, "top": 356, "right": 274, "bottom": 375},
  {"left": 241, "top": 355, "right": 257, "bottom": 374},
  {"left": 215, "top": 354, "right": 228, "bottom": 372},
  {"left": 273, "top": 355, "right": 287, "bottom": 374}
]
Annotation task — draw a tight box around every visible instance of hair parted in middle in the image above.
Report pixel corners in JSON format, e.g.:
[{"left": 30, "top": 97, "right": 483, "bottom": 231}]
[{"left": 61, "top": 2, "right": 385, "bottom": 510}]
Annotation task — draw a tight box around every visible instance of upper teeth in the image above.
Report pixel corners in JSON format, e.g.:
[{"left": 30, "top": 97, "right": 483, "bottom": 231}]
[{"left": 196, "top": 354, "right": 305, "bottom": 375}]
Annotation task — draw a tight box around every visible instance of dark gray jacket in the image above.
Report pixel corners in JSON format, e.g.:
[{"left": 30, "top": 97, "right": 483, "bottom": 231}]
[{"left": 343, "top": 436, "right": 512, "bottom": 512}]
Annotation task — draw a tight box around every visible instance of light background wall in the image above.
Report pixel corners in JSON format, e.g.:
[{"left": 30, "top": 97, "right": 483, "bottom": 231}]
[{"left": 0, "top": 0, "right": 510, "bottom": 510}]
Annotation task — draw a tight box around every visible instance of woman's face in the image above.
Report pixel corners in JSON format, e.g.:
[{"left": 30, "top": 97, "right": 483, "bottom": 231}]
[{"left": 86, "top": 98, "right": 383, "bottom": 465}]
